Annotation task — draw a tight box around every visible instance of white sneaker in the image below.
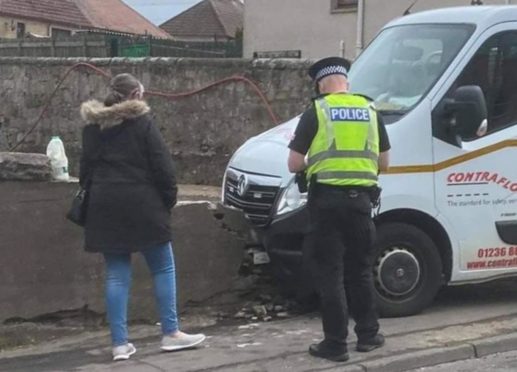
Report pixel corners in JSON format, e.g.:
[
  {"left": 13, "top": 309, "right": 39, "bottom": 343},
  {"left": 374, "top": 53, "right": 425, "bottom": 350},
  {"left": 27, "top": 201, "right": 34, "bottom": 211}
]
[
  {"left": 112, "top": 342, "right": 136, "bottom": 361},
  {"left": 161, "top": 332, "right": 206, "bottom": 352}
]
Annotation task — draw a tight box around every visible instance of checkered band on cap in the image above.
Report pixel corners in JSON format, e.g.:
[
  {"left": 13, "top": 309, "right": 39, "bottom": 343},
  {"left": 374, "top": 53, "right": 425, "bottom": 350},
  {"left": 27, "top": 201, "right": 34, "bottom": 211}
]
[{"left": 315, "top": 65, "right": 348, "bottom": 81}]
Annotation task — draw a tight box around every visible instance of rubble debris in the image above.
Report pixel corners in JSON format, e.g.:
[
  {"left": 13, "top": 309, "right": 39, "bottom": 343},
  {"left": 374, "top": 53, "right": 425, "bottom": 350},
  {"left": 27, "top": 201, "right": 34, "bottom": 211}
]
[
  {"left": 234, "top": 311, "right": 247, "bottom": 319},
  {"left": 228, "top": 285, "right": 304, "bottom": 322},
  {"left": 252, "top": 305, "right": 267, "bottom": 317},
  {"left": 236, "top": 342, "right": 262, "bottom": 348},
  {"left": 238, "top": 323, "right": 260, "bottom": 330}
]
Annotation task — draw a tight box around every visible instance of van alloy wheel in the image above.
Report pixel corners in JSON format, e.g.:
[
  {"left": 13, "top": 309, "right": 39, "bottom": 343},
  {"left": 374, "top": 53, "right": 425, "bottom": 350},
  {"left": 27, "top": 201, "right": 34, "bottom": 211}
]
[
  {"left": 375, "top": 247, "right": 421, "bottom": 297},
  {"left": 373, "top": 222, "right": 443, "bottom": 317}
]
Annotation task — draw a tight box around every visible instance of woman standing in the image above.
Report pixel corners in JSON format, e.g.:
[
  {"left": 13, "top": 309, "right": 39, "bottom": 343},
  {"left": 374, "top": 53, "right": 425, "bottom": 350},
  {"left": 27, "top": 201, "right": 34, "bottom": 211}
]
[{"left": 80, "top": 73, "right": 205, "bottom": 361}]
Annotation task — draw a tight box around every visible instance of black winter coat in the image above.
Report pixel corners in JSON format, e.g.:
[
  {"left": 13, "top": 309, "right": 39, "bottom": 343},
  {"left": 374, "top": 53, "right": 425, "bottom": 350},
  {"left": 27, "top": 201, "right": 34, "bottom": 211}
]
[{"left": 79, "top": 99, "right": 177, "bottom": 253}]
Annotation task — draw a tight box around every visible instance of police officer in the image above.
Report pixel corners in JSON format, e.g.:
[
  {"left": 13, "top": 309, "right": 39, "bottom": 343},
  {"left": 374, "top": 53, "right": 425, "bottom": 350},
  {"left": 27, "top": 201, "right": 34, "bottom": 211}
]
[{"left": 288, "top": 57, "right": 390, "bottom": 362}]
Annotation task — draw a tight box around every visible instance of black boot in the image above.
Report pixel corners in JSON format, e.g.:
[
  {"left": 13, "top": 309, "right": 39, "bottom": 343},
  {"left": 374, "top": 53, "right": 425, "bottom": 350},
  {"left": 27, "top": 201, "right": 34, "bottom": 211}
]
[
  {"left": 309, "top": 341, "right": 349, "bottom": 362},
  {"left": 356, "top": 333, "right": 385, "bottom": 352}
]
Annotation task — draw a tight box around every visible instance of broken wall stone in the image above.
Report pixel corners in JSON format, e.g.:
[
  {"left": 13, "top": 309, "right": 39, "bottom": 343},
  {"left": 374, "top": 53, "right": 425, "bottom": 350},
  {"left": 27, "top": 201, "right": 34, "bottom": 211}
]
[
  {"left": 0, "top": 152, "right": 51, "bottom": 181},
  {"left": 0, "top": 57, "right": 313, "bottom": 185}
]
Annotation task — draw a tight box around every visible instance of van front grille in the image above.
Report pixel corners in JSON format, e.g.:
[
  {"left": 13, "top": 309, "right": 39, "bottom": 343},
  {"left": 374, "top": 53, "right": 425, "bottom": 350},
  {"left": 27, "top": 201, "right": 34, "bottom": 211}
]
[{"left": 223, "top": 170, "right": 281, "bottom": 227}]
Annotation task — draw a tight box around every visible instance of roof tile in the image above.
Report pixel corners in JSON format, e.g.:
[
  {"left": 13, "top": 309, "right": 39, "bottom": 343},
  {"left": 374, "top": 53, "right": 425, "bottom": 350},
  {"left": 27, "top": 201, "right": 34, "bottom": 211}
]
[
  {"left": 0, "top": 0, "right": 170, "bottom": 38},
  {"left": 77, "top": 0, "right": 171, "bottom": 38},
  {"left": 160, "top": 0, "right": 243, "bottom": 39}
]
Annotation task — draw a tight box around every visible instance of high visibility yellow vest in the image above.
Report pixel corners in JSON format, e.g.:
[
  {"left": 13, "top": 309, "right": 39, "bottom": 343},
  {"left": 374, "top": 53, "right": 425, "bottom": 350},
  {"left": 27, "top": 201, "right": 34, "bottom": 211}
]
[{"left": 307, "top": 93, "right": 380, "bottom": 187}]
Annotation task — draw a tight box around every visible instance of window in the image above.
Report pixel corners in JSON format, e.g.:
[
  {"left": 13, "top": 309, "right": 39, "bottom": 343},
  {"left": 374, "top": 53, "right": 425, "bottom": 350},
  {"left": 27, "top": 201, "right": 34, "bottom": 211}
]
[
  {"left": 349, "top": 24, "right": 473, "bottom": 123},
  {"left": 436, "top": 31, "right": 517, "bottom": 142},
  {"left": 16, "top": 22, "right": 25, "bottom": 38},
  {"left": 331, "top": 0, "right": 358, "bottom": 13}
]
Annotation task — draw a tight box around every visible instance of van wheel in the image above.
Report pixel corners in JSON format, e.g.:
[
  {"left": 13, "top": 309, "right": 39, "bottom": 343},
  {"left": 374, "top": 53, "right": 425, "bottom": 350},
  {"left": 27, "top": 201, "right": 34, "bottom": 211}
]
[{"left": 373, "top": 222, "right": 442, "bottom": 317}]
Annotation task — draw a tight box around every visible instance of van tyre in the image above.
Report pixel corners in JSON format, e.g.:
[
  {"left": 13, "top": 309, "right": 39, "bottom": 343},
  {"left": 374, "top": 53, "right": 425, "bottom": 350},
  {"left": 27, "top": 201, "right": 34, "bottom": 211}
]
[{"left": 373, "top": 222, "right": 442, "bottom": 317}]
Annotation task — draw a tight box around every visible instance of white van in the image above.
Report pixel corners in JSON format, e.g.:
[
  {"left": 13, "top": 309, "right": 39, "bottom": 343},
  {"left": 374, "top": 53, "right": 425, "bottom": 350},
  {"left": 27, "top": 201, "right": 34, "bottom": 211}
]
[{"left": 222, "top": 6, "right": 517, "bottom": 317}]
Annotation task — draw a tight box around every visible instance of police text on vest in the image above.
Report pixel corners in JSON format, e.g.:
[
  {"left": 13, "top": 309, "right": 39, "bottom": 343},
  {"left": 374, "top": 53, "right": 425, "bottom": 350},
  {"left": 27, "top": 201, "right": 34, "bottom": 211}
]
[{"left": 329, "top": 107, "right": 370, "bottom": 122}]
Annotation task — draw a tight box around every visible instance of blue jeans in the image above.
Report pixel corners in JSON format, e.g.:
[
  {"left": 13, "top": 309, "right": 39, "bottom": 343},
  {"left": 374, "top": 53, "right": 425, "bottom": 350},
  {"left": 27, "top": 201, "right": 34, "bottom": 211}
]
[{"left": 103, "top": 241, "right": 179, "bottom": 346}]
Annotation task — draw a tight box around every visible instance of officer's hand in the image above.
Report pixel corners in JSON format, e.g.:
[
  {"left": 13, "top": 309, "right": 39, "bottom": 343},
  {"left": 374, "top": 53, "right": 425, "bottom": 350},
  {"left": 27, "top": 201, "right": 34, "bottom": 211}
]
[{"left": 295, "top": 172, "right": 308, "bottom": 193}]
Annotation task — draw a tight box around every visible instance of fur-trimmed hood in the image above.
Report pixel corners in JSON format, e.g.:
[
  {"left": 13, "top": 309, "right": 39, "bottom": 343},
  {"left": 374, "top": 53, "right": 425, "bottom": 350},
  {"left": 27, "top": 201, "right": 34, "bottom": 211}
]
[{"left": 80, "top": 99, "right": 150, "bottom": 128}]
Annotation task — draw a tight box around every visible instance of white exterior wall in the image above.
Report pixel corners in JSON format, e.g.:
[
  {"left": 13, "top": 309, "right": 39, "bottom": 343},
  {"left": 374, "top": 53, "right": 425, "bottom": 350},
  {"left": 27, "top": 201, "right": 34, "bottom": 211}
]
[
  {"left": 0, "top": 16, "right": 50, "bottom": 38},
  {"left": 244, "top": 0, "right": 516, "bottom": 60},
  {"left": 243, "top": 0, "right": 357, "bottom": 59}
]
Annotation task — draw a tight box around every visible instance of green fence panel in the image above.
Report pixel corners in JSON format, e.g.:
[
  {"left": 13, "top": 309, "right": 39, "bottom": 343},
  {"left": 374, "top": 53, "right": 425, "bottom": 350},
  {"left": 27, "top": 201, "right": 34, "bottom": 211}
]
[{"left": 119, "top": 43, "right": 151, "bottom": 57}]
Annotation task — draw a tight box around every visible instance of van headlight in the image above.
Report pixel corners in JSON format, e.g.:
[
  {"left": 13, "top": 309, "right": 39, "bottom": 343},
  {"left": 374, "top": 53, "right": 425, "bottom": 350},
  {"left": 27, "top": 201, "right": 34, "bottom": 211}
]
[
  {"left": 221, "top": 170, "right": 227, "bottom": 203},
  {"left": 275, "top": 179, "right": 307, "bottom": 216}
]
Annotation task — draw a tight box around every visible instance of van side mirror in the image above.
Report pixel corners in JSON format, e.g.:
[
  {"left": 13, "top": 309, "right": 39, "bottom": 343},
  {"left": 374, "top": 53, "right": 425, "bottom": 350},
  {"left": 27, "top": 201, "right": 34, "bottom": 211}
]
[{"left": 445, "top": 85, "right": 488, "bottom": 139}]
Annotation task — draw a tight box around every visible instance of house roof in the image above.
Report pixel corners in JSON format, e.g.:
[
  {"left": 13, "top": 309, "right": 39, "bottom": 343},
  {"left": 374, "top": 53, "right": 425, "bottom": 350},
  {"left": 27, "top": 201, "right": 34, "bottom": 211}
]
[
  {"left": 0, "top": 0, "right": 170, "bottom": 38},
  {"left": 0, "top": 0, "right": 90, "bottom": 28},
  {"left": 160, "top": 0, "right": 243, "bottom": 39},
  {"left": 76, "top": 0, "right": 171, "bottom": 38}
]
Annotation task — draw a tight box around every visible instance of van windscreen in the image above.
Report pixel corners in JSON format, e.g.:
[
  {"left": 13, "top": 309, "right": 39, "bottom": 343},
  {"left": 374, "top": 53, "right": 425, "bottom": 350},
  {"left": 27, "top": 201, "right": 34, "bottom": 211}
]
[{"left": 349, "top": 24, "right": 474, "bottom": 121}]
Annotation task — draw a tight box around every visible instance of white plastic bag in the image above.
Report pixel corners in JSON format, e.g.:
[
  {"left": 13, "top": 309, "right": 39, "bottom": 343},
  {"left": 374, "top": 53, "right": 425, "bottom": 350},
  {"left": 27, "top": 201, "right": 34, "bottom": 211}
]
[{"left": 46, "top": 136, "right": 69, "bottom": 181}]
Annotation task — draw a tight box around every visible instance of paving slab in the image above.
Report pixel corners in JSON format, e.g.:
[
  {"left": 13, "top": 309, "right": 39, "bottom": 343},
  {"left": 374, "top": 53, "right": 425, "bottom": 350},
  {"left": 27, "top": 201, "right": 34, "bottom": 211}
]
[
  {"left": 3, "top": 265, "right": 517, "bottom": 372},
  {"left": 3, "top": 310, "right": 517, "bottom": 372},
  {"left": 359, "top": 344, "right": 475, "bottom": 372}
]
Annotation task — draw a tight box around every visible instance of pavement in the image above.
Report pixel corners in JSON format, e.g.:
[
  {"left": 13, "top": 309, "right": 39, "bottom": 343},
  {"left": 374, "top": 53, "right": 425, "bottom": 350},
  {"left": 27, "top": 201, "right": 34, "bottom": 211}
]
[
  {"left": 408, "top": 348, "right": 517, "bottom": 371},
  {"left": 2, "top": 279, "right": 517, "bottom": 372}
]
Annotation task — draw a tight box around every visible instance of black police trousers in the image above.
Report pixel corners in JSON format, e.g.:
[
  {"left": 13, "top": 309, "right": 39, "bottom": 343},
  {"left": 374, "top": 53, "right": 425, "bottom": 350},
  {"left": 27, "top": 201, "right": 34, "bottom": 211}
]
[{"left": 307, "top": 183, "right": 380, "bottom": 350}]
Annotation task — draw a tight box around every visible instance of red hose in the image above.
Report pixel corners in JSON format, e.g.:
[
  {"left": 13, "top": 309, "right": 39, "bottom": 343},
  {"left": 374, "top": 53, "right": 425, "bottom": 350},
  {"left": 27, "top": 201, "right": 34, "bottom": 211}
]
[
  {"left": 146, "top": 75, "right": 278, "bottom": 126},
  {"left": 9, "top": 62, "right": 279, "bottom": 151}
]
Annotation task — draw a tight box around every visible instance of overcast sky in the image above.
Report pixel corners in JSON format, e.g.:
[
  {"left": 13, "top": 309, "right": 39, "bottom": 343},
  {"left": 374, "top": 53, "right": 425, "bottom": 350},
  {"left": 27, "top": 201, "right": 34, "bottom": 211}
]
[{"left": 122, "top": 0, "right": 202, "bottom": 26}]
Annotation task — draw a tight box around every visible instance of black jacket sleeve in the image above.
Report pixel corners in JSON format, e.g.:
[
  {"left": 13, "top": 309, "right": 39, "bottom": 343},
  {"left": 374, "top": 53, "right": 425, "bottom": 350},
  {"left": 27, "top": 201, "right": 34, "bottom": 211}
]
[
  {"left": 79, "top": 124, "right": 101, "bottom": 188},
  {"left": 377, "top": 114, "right": 391, "bottom": 152},
  {"left": 145, "top": 121, "right": 177, "bottom": 210},
  {"left": 288, "top": 106, "right": 318, "bottom": 155}
]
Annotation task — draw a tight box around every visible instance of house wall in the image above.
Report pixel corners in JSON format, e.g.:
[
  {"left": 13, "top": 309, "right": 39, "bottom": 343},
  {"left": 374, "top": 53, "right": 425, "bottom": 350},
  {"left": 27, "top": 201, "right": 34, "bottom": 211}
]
[
  {"left": 243, "top": 0, "right": 515, "bottom": 60},
  {"left": 0, "top": 16, "right": 50, "bottom": 38},
  {"left": 243, "top": 0, "right": 357, "bottom": 60}
]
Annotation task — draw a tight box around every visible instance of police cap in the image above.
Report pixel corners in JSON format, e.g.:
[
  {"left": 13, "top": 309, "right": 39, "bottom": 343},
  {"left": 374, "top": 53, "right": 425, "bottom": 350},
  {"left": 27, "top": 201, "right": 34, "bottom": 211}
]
[{"left": 308, "top": 57, "right": 351, "bottom": 83}]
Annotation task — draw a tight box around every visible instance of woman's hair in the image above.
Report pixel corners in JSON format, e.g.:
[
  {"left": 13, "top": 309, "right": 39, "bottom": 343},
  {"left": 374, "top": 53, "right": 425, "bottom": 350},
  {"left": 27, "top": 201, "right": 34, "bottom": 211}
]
[{"left": 104, "top": 73, "right": 142, "bottom": 107}]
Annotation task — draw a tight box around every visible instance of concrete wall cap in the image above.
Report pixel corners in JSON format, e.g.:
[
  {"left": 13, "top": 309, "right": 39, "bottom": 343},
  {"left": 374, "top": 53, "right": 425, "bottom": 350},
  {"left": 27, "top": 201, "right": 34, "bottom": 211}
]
[{"left": 0, "top": 57, "right": 312, "bottom": 71}]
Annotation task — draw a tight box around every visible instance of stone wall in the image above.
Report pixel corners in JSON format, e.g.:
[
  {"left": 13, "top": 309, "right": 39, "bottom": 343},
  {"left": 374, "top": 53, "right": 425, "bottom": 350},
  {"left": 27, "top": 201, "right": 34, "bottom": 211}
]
[
  {"left": 0, "top": 181, "right": 246, "bottom": 322},
  {"left": 0, "top": 57, "right": 313, "bottom": 185}
]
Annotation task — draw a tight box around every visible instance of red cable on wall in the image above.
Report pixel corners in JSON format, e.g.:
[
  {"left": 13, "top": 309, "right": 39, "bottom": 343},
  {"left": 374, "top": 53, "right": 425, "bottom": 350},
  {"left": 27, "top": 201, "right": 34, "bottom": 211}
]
[{"left": 9, "top": 62, "right": 279, "bottom": 152}]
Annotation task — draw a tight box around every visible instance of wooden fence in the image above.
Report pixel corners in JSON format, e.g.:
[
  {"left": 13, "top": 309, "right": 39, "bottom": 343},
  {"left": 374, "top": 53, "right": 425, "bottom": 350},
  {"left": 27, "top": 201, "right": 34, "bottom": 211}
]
[
  {"left": 0, "top": 35, "right": 110, "bottom": 57},
  {"left": 0, "top": 35, "right": 242, "bottom": 58}
]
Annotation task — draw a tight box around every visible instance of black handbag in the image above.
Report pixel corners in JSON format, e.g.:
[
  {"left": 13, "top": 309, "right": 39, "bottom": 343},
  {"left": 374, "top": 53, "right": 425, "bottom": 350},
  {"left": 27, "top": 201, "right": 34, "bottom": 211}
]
[
  {"left": 66, "top": 186, "right": 89, "bottom": 226},
  {"left": 66, "top": 145, "right": 99, "bottom": 226}
]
